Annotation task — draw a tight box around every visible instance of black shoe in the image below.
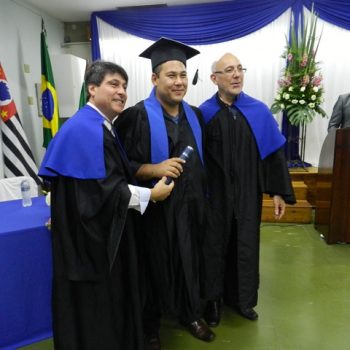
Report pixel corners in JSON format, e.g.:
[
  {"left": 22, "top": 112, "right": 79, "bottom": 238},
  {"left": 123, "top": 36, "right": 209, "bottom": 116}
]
[
  {"left": 203, "top": 300, "right": 221, "bottom": 327},
  {"left": 238, "top": 307, "right": 258, "bottom": 321},
  {"left": 187, "top": 319, "right": 216, "bottom": 342},
  {"left": 144, "top": 334, "right": 161, "bottom": 350}
]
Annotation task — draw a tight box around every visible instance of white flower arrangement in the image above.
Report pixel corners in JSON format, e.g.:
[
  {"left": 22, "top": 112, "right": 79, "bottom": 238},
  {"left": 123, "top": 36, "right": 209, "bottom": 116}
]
[{"left": 271, "top": 8, "right": 326, "bottom": 125}]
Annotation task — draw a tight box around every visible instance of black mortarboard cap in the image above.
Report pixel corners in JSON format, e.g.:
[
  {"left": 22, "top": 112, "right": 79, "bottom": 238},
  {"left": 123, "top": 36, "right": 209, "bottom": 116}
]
[{"left": 139, "top": 37, "right": 200, "bottom": 70}]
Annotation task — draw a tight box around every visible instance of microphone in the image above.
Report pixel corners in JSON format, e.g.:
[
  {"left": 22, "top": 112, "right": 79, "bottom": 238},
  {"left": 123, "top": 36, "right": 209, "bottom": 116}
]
[{"left": 165, "top": 145, "right": 194, "bottom": 185}]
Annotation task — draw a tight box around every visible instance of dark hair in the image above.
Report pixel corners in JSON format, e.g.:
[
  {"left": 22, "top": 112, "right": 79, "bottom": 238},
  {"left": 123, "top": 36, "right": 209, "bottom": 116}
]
[
  {"left": 153, "top": 64, "right": 162, "bottom": 76},
  {"left": 152, "top": 61, "right": 187, "bottom": 75},
  {"left": 85, "top": 61, "right": 128, "bottom": 99}
]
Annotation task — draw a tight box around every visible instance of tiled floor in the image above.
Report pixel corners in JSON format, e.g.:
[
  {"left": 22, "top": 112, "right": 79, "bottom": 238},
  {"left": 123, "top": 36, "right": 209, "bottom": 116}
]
[{"left": 20, "top": 223, "right": 350, "bottom": 350}]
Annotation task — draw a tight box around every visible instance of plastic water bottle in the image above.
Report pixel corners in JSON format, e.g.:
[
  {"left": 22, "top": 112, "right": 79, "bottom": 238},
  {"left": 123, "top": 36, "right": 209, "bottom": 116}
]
[{"left": 21, "top": 179, "right": 32, "bottom": 207}]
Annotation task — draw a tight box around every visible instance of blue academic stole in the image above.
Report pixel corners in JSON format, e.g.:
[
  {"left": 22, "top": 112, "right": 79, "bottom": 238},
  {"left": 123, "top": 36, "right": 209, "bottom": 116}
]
[
  {"left": 144, "top": 88, "right": 203, "bottom": 164},
  {"left": 199, "top": 92, "right": 285, "bottom": 160}
]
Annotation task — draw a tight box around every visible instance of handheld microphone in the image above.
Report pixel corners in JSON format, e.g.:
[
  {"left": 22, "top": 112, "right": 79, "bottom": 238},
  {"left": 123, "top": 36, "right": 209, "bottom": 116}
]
[{"left": 165, "top": 145, "right": 194, "bottom": 185}]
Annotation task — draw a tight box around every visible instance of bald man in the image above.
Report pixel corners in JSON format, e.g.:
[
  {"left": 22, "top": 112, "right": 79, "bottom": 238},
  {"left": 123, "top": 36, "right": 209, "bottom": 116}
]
[{"left": 199, "top": 53, "right": 295, "bottom": 327}]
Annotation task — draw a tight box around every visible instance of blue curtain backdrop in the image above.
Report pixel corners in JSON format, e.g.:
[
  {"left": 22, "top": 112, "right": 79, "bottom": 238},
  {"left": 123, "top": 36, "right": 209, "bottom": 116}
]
[
  {"left": 90, "top": 0, "right": 350, "bottom": 164},
  {"left": 91, "top": 0, "right": 350, "bottom": 59}
]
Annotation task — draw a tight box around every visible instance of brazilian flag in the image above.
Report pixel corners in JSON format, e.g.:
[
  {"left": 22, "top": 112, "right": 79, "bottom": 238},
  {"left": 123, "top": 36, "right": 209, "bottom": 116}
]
[
  {"left": 78, "top": 81, "right": 87, "bottom": 109},
  {"left": 41, "top": 20, "right": 60, "bottom": 148},
  {"left": 78, "top": 62, "right": 88, "bottom": 109}
]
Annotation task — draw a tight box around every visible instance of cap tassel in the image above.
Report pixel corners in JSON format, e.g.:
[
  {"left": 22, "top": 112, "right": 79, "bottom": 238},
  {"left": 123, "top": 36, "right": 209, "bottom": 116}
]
[{"left": 192, "top": 69, "right": 199, "bottom": 85}]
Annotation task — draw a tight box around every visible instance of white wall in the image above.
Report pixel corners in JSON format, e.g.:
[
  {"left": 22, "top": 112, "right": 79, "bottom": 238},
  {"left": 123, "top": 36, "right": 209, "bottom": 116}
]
[
  {"left": 62, "top": 42, "right": 91, "bottom": 63},
  {"left": 51, "top": 54, "right": 86, "bottom": 119},
  {"left": 0, "top": 0, "right": 64, "bottom": 177}
]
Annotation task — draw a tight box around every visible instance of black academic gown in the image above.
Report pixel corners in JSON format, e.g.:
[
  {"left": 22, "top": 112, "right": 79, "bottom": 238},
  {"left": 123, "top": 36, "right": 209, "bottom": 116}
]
[
  {"left": 116, "top": 102, "right": 207, "bottom": 328},
  {"left": 203, "top": 98, "right": 295, "bottom": 310},
  {"left": 48, "top": 127, "right": 144, "bottom": 350}
]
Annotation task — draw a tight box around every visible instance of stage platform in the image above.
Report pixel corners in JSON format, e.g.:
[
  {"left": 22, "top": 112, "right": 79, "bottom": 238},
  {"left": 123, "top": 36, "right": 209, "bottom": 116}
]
[
  {"left": 289, "top": 166, "right": 318, "bottom": 206},
  {"left": 262, "top": 166, "right": 318, "bottom": 224}
]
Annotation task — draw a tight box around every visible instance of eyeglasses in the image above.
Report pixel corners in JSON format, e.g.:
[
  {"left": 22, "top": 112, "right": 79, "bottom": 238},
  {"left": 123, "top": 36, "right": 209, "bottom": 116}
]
[{"left": 214, "top": 66, "right": 247, "bottom": 75}]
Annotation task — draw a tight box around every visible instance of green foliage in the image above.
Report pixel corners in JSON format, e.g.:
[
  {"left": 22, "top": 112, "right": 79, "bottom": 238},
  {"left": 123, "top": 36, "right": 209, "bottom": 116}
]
[{"left": 271, "top": 8, "right": 326, "bottom": 126}]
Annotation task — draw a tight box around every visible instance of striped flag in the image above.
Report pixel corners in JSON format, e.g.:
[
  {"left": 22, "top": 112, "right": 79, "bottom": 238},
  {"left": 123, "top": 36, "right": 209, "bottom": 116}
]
[
  {"left": 41, "top": 20, "right": 60, "bottom": 148},
  {"left": 0, "top": 63, "right": 41, "bottom": 184}
]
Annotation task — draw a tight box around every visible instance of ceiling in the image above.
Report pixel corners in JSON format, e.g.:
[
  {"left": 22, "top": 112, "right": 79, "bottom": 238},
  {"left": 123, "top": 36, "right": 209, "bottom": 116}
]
[{"left": 19, "top": 0, "right": 222, "bottom": 22}]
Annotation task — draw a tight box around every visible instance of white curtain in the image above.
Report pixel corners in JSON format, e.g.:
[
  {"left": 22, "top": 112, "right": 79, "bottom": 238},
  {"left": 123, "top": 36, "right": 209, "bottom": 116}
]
[{"left": 97, "top": 8, "right": 350, "bottom": 166}]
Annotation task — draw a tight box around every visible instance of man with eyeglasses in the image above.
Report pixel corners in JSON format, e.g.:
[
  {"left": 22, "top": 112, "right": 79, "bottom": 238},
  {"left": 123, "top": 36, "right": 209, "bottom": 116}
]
[{"left": 199, "top": 53, "right": 295, "bottom": 327}]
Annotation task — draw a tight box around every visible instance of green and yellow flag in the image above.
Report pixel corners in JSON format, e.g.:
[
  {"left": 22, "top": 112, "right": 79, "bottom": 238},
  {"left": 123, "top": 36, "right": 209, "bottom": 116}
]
[
  {"left": 78, "top": 81, "right": 87, "bottom": 109},
  {"left": 78, "top": 61, "right": 88, "bottom": 109},
  {"left": 41, "top": 20, "right": 60, "bottom": 148}
]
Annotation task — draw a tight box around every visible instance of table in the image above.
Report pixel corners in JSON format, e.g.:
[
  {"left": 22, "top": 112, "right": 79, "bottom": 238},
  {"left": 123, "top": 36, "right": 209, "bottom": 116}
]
[{"left": 0, "top": 196, "right": 52, "bottom": 350}]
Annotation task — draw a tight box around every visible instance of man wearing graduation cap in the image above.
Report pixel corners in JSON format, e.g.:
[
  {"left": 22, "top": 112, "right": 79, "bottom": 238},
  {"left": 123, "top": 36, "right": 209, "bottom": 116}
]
[
  {"left": 199, "top": 53, "right": 295, "bottom": 327},
  {"left": 116, "top": 38, "right": 215, "bottom": 348}
]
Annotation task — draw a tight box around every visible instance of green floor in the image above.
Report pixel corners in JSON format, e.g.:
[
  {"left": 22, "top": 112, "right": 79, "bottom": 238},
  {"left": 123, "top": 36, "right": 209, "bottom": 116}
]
[{"left": 20, "top": 223, "right": 350, "bottom": 350}]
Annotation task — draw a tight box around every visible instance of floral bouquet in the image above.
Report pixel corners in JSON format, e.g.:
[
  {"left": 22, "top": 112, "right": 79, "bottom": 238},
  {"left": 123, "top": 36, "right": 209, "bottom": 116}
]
[{"left": 271, "top": 9, "right": 326, "bottom": 125}]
